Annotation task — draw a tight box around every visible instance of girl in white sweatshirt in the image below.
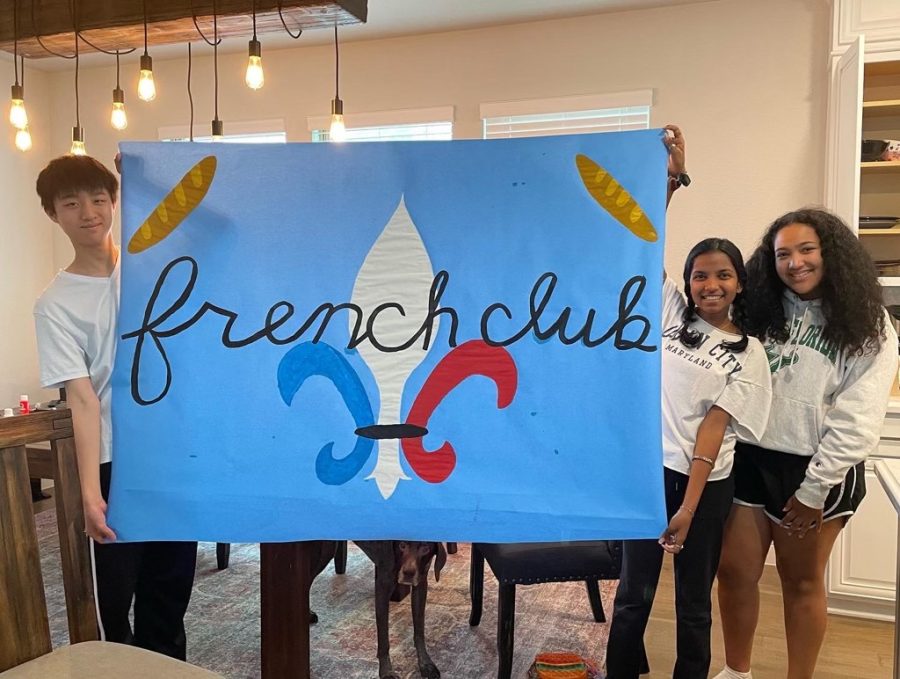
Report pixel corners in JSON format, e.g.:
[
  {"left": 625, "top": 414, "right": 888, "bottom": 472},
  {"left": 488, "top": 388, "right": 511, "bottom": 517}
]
[
  {"left": 606, "top": 236, "right": 772, "bottom": 679},
  {"left": 714, "top": 208, "right": 898, "bottom": 679}
]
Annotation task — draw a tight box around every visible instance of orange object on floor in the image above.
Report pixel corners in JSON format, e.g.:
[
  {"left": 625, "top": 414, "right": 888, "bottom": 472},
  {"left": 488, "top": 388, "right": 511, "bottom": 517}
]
[{"left": 533, "top": 652, "right": 588, "bottom": 679}]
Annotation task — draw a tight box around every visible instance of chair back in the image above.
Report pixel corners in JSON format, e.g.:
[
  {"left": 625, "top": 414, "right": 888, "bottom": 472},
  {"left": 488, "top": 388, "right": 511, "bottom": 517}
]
[{"left": 0, "top": 442, "right": 52, "bottom": 671}]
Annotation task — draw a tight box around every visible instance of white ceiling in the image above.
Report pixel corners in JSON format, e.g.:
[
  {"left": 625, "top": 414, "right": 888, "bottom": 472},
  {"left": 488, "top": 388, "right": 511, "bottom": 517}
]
[{"left": 23, "top": 0, "right": 717, "bottom": 71}]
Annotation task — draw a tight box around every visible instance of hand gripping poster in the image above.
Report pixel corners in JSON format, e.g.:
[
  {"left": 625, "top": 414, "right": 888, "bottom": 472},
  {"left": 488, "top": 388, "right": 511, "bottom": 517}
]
[{"left": 109, "top": 131, "right": 668, "bottom": 543}]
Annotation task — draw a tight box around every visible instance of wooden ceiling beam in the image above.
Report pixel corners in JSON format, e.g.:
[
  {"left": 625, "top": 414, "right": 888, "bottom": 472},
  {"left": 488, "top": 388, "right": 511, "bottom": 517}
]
[{"left": 0, "top": 0, "right": 367, "bottom": 58}]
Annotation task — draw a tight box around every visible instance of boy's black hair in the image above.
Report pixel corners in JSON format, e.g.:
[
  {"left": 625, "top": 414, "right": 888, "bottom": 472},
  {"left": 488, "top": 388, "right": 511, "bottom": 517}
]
[{"left": 36, "top": 155, "right": 119, "bottom": 215}]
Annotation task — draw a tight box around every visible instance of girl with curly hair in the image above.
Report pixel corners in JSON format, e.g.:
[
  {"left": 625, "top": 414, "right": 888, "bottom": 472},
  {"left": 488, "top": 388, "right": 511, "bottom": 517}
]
[
  {"left": 714, "top": 209, "right": 899, "bottom": 679},
  {"left": 607, "top": 234, "right": 772, "bottom": 679}
]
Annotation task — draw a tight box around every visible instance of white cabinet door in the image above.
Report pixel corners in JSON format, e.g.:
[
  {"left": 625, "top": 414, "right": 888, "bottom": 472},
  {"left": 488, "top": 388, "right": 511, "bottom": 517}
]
[
  {"left": 826, "top": 35, "right": 864, "bottom": 231},
  {"left": 827, "top": 457, "right": 897, "bottom": 620}
]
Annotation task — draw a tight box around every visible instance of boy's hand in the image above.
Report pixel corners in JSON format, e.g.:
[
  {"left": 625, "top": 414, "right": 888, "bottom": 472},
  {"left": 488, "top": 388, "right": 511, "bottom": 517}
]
[
  {"left": 659, "top": 506, "right": 693, "bottom": 554},
  {"left": 83, "top": 496, "right": 117, "bottom": 543}
]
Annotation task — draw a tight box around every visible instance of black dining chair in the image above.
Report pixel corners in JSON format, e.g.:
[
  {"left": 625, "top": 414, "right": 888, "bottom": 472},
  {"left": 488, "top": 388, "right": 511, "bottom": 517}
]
[{"left": 469, "top": 540, "right": 624, "bottom": 679}]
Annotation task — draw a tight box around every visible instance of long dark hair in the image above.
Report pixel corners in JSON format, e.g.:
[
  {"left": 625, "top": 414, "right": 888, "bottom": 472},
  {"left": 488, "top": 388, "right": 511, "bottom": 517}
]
[
  {"left": 678, "top": 237, "right": 749, "bottom": 352},
  {"left": 743, "top": 208, "right": 885, "bottom": 355}
]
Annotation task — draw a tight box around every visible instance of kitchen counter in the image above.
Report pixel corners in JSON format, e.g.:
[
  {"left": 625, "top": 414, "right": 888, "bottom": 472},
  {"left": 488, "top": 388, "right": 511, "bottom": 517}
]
[{"left": 875, "top": 459, "right": 900, "bottom": 679}]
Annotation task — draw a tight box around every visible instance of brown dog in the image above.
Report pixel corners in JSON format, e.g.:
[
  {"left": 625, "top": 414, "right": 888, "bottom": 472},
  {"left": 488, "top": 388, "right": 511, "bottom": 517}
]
[{"left": 355, "top": 540, "right": 447, "bottom": 679}]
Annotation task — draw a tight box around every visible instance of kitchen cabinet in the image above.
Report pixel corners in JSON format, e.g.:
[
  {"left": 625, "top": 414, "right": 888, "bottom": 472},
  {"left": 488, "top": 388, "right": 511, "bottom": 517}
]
[{"left": 824, "top": 0, "right": 900, "bottom": 621}]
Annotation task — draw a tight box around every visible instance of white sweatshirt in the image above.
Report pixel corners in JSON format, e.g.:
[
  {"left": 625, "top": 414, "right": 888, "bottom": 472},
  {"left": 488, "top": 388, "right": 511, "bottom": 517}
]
[{"left": 756, "top": 290, "right": 898, "bottom": 509}]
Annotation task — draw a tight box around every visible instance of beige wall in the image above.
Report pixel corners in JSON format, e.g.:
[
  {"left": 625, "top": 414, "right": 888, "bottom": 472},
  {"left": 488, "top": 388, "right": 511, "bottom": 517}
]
[
  {"left": 3, "top": 0, "right": 830, "bottom": 404},
  {"left": 0, "top": 64, "right": 59, "bottom": 407}
]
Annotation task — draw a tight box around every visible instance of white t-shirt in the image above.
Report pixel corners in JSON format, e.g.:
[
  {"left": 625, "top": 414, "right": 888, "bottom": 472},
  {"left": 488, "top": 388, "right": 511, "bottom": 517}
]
[
  {"left": 661, "top": 278, "right": 772, "bottom": 480},
  {"left": 34, "top": 264, "right": 120, "bottom": 465}
]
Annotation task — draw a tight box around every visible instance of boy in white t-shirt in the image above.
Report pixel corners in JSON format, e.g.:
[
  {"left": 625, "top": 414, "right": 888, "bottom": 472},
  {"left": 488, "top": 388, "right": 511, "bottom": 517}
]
[{"left": 33, "top": 155, "right": 197, "bottom": 659}]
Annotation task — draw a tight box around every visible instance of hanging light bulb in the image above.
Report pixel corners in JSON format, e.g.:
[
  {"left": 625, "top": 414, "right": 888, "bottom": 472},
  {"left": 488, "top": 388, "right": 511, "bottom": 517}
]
[
  {"left": 209, "top": 0, "right": 225, "bottom": 141},
  {"left": 329, "top": 25, "right": 346, "bottom": 142},
  {"left": 9, "top": 84, "right": 27, "bottom": 129},
  {"left": 109, "top": 52, "right": 128, "bottom": 130},
  {"left": 245, "top": 39, "right": 264, "bottom": 90},
  {"left": 9, "top": 2, "right": 28, "bottom": 132},
  {"left": 71, "top": 20, "right": 86, "bottom": 156},
  {"left": 330, "top": 98, "right": 346, "bottom": 142},
  {"left": 70, "top": 126, "right": 86, "bottom": 155},
  {"left": 245, "top": 1, "right": 263, "bottom": 90},
  {"left": 15, "top": 126, "right": 32, "bottom": 152},
  {"left": 138, "top": 0, "right": 156, "bottom": 101},
  {"left": 138, "top": 54, "right": 156, "bottom": 101},
  {"left": 110, "top": 87, "right": 128, "bottom": 130}
]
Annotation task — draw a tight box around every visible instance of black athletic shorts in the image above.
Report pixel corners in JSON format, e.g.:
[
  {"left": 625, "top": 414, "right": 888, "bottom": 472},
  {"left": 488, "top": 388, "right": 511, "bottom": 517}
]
[{"left": 732, "top": 441, "right": 866, "bottom": 525}]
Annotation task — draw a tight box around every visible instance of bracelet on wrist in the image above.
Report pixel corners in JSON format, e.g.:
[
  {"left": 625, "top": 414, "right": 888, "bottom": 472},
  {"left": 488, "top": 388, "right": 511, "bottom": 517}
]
[
  {"left": 679, "top": 505, "right": 695, "bottom": 517},
  {"left": 692, "top": 455, "right": 715, "bottom": 467}
]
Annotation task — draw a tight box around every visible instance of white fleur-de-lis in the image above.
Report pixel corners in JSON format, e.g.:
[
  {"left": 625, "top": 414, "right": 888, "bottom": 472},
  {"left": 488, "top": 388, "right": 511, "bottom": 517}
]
[{"left": 351, "top": 196, "right": 439, "bottom": 499}]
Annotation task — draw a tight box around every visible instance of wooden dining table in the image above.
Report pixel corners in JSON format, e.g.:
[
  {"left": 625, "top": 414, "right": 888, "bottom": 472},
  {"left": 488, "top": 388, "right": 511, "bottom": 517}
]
[{"left": 0, "top": 408, "right": 318, "bottom": 678}]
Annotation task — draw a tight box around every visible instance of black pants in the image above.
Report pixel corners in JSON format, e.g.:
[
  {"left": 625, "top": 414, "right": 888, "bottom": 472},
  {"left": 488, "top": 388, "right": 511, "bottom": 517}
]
[
  {"left": 91, "top": 462, "right": 198, "bottom": 660},
  {"left": 606, "top": 467, "right": 734, "bottom": 679}
]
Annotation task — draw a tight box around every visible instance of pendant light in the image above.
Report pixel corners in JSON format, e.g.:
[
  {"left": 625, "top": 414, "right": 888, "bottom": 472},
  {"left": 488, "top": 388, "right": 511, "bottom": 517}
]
[
  {"left": 138, "top": 0, "right": 156, "bottom": 101},
  {"left": 9, "top": 0, "right": 28, "bottom": 130},
  {"left": 211, "top": 0, "right": 222, "bottom": 140},
  {"left": 111, "top": 51, "right": 128, "bottom": 130},
  {"left": 329, "top": 24, "right": 345, "bottom": 142},
  {"left": 71, "top": 13, "right": 85, "bottom": 155},
  {"left": 245, "top": 0, "right": 264, "bottom": 90},
  {"left": 13, "top": 58, "right": 31, "bottom": 151}
]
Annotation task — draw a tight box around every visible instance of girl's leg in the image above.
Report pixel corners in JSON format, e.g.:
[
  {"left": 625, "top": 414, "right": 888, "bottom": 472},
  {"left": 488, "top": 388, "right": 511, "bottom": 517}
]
[
  {"left": 771, "top": 518, "right": 843, "bottom": 679},
  {"left": 605, "top": 538, "right": 665, "bottom": 679},
  {"left": 671, "top": 475, "right": 733, "bottom": 679},
  {"left": 715, "top": 505, "right": 772, "bottom": 672}
]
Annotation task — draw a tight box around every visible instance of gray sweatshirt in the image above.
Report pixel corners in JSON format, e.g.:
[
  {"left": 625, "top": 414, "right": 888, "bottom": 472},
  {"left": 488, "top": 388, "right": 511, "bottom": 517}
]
[{"left": 756, "top": 290, "right": 898, "bottom": 509}]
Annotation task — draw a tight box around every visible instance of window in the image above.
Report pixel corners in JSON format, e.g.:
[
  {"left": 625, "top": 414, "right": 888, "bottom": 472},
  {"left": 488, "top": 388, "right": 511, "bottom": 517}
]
[
  {"left": 158, "top": 119, "right": 286, "bottom": 143},
  {"left": 307, "top": 106, "right": 454, "bottom": 142},
  {"left": 481, "top": 90, "right": 652, "bottom": 139},
  {"left": 311, "top": 122, "right": 452, "bottom": 143}
]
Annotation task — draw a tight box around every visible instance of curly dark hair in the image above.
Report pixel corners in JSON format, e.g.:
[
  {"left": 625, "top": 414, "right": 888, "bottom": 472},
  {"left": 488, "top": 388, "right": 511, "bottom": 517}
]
[
  {"left": 743, "top": 208, "right": 885, "bottom": 355},
  {"left": 677, "top": 237, "right": 749, "bottom": 352}
]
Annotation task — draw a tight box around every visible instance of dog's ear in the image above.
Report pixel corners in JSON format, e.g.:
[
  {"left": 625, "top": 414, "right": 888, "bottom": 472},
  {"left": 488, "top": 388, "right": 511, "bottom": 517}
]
[{"left": 433, "top": 542, "right": 447, "bottom": 582}]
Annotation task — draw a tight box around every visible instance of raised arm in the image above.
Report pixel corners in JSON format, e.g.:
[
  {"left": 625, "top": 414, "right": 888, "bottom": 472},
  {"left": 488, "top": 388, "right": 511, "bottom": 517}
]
[{"left": 664, "top": 123, "right": 687, "bottom": 207}]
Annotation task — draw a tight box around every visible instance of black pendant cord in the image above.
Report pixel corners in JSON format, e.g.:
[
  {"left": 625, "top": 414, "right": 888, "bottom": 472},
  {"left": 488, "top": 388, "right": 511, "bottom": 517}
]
[
  {"left": 142, "top": 0, "right": 149, "bottom": 56},
  {"left": 73, "top": 0, "right": 80, "bottom": 128},
  {"left": 278, "top": 0, "right": 302, "bottom": 39},
  {"left": 334, "top": 24, "right": 339, "bottom": 100},
  {"left": 32, "top": 0, "right": 75, "bottom": 58},
  {"left": 188, "top": 44, "right": 194, "bottom": 142},
  {"left": 13, "top": 0, "right": 19, "bottom": 85},
  {"left": 189, "top": 0, "right": 221, "bottom": 46},
  {"left": 77, "top": 32, "right": 135, "bottom": 56},
  {"left": 213, "top": 0, "right": 218, "bottom": 122}
]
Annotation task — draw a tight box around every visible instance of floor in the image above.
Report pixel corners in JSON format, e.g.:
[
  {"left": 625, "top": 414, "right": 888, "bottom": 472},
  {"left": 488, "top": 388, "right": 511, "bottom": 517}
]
[
  {"left": 645, "top": 559, "right": 895, "bottom": 678},
  {"left": 33, "top": 494, "right": 896, "bottom": 677}
]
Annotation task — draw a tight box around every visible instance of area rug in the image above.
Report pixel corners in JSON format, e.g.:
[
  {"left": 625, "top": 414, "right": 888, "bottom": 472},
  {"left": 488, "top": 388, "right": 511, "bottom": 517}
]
[{"left": 35, "top": 509, "right": 615, "bottom": 678}]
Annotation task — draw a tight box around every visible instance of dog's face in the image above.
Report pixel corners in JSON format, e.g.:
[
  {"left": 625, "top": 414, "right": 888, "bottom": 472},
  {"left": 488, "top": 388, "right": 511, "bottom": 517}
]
[{"left": 393, "top": 541, "right": 447, "bottom": 587}]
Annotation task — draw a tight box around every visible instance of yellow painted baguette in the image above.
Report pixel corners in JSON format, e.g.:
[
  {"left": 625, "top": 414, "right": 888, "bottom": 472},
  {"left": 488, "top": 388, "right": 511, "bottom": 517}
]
[
  {"left": 127, "top": 155, "right": 218, "bottom": 254},
  {"left": 575, "top": 153, "right": 658, "bottom": 243}
]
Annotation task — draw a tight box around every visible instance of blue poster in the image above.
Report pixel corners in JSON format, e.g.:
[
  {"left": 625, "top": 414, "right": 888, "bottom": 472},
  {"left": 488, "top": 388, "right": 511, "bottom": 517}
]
[{"left": 109, "top": 131, "right": 668, "bottom": 543}]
